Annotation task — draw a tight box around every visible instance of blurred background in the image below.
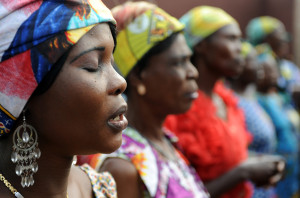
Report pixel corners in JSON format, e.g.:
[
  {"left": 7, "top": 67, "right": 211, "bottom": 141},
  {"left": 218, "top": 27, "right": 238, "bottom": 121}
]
[{"left": 103, "top": 0, "right": 300, "bottom": 67}]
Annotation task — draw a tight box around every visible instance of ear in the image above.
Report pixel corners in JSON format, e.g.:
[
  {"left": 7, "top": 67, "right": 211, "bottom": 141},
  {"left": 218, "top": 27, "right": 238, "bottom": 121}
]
[{"left": 127, "top": 68, "right": 144, "bottom": 89}]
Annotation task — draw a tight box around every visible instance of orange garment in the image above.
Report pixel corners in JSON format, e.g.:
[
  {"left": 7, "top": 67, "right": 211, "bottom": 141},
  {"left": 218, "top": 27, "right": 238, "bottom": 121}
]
[{"left": 165, "top": 81, "right": 253, "bottom": 198}]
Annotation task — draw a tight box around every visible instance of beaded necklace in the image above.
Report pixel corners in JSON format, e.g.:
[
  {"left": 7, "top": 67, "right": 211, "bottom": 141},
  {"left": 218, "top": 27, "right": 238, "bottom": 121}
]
[
  {"left": 0, "top": 173, "right": 69, "bottom": 198},
  {"left": 0, "top": 173, "right": 23, "bottom": 198}
]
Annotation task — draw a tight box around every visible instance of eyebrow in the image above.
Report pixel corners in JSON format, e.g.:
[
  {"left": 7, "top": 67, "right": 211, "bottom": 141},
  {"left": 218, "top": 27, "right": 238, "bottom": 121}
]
[{"left": 70, "top": 47, "right": 105, "bottom": 63}]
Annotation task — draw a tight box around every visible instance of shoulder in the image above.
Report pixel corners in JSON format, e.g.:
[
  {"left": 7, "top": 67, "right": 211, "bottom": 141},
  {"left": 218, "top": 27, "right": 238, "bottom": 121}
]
[
  {"left": 100, "top": 158, "right": 142, "bottom": 198},
  {"left": 79, "top": 164, "right": 117, "bottom": 198}
]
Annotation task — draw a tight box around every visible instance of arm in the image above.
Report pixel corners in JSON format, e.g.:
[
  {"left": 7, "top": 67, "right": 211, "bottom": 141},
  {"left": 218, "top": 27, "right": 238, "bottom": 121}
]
[
  {"left": 99, "top": 158, "right": 143, "bottom": 198},
  {"left": 205, "top": 155, "right": 285, "bottom": 198}
]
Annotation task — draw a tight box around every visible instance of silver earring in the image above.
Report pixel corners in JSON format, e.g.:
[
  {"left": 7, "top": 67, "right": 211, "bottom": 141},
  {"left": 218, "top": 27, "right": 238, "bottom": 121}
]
[{"left": 11, "top": 110, "right": 41, "bottom": 188}]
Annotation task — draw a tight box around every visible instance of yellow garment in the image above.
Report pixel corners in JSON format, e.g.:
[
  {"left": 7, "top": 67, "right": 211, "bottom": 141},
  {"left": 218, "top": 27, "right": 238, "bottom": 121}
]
[
  {"left": 114, "top": 7, "right": 184, "bottom": 77},
  {"left": 180, "top": 6, "right": 238, "bottom": 49}
]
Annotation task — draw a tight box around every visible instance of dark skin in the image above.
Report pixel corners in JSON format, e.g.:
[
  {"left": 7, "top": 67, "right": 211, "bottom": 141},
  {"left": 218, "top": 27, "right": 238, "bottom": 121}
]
[
  {"left": 256, "top": 56, "right": 280, "bottom": 94},
  {"left": 99, "top": 33, "right": 199, "bottom": 198},
  {"left": 264, "top": 27, "right": 300, "bottom": 109},
  {"left": 192, "top": 24, "right": 284, "bottom": 198},
  {"left": 0, "top": 23, "right": 128, "bottom": 198},
  {"left": 230, "top": 47, "right": 259, "bottom": 94}
]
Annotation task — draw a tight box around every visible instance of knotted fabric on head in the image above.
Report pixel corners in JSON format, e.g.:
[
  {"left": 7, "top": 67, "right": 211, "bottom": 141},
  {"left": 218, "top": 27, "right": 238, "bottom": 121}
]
[
  {"left": 112, "top": 2, "right": 184, "bottom": 78},
  {"left": 180, "top": 6, "right": 238, "bottom": 50},
  {"left": 241, "top": 42, "right": 255, "bottom": 59},
  {"left": 246, "top": 16, "right": 285, "bottom": 46},
  {"left": 0, "top": 0, "right": 116, "bottom": 137}
]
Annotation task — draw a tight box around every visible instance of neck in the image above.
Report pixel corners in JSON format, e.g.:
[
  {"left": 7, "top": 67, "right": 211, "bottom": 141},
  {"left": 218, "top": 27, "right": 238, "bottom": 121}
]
[
  {"left": 127, "top": 93, "right": 166, "bottom": 142},
  {"left": 0, "top": 133, "right": 72, "bottom": 198},
  {"left": 230, "top": 80, "right": 249, "bottom": 94},
  {"left": 195, "top": 57, "right": 221, "bottom": 98}
]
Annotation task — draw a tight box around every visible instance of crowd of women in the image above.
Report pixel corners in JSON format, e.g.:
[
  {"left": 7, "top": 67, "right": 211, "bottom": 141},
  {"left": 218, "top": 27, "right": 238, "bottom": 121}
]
[{"left": 0, "top": 0, "right": 299, "bottom": 198}]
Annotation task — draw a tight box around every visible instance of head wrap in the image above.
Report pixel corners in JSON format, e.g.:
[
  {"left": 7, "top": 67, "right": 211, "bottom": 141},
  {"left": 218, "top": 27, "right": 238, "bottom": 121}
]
[
  {"left": 0, "top": 0, "right": 116, "bottom": 137},
  {"left": 179, "top": 6, "right": 238, "bottom": 49},
  {"left": 241, "top": 41, "right": 254, "bottom": 58},
  {"left": 112, "top": 2, "right": 184, "bottom": 77},
  {"left": 246, "top": 16, "right": 286, "bottom": 46}
]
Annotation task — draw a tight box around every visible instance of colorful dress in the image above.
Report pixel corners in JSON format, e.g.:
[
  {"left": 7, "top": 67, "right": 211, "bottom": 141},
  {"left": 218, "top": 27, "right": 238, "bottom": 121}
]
[
  {"left": 79, "top": 164, "right": 117, "bottom": 198},
  {"left": 257, "top": 92, "right": 299, "bottom": 198},
  {"left": 165, "top": 81, "right": 253, "bottom": 198},
  {"left": 94, "top": 127, "right": 210, "bottom": 198},
  {"left": 237, "top": 93, "right": 277, "bottom": 198}
]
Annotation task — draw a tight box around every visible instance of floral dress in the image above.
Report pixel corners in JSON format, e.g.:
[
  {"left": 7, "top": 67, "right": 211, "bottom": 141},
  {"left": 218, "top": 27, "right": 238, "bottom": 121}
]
[
  {"left": 79, "top": 164, "right": 117, "bottom": 198},
  {"left": 94, "top": 127, "right": 210, "bottom": 198}
]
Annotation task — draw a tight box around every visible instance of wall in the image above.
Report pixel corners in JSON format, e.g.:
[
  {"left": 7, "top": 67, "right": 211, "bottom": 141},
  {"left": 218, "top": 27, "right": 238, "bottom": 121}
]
[{"left": 103, "top": 0, "right": 298, "bottom": 64}]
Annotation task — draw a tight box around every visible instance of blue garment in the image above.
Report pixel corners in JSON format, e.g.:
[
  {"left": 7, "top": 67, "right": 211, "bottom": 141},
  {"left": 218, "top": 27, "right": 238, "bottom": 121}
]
[
  {"left": 258, "top": 93, "right": 299, "bottom": 198},
  {"left": 238, "top": 95, "right": 277, "bottom": 198}
]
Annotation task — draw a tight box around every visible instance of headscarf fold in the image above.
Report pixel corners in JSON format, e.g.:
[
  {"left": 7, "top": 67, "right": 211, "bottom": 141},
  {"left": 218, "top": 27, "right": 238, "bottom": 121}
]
[
  {"left": 0, "top": 0, "right": 116, "bottom": 137},
  {"left": 180, "top": 6, "right": 237, "bottom": 49},
  {"left": 112, "top": 2, "right": 184, "bottom": 77},
  {"left": 246, "top": 16, "right": 285, "bottom": 46}
]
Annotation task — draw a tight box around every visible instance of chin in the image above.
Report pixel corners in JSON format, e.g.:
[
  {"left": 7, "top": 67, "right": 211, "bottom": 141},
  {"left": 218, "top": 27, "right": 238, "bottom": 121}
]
[{"left": 99, "top": 137, "right": 123, "bottom": 154}]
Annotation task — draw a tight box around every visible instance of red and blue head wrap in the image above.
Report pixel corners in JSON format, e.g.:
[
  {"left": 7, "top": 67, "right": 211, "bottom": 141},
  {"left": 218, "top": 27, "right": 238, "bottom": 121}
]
[{"left": 0, "top": 0, "right": 116, "bottom": 137}]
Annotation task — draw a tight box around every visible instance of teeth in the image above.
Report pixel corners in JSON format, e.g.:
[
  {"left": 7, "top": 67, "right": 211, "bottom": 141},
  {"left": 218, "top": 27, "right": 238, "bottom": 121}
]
[
  {"left": 191, "top": 92, "right": 199, "bottom": 99},
  {"left": 113, "top": 115, "right": 121, "bottom": 121}
]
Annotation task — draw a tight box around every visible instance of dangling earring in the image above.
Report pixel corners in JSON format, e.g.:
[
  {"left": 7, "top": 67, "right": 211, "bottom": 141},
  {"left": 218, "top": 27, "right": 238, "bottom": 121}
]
[
  {"left": 137, "top": 84, "right": 146, "bottom": 96},
  {"left": 11, "top": 110, "right": 41, "bottom": 188}
]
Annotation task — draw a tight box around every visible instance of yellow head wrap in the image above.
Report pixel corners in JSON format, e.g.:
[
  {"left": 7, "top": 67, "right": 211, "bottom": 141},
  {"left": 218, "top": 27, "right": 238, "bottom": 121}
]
[
  {"left": 180, "top": 6, "right": 238, "bottom": 49},
  {"left": 113, "top": 5, "right": 184, "bottom": 77}
]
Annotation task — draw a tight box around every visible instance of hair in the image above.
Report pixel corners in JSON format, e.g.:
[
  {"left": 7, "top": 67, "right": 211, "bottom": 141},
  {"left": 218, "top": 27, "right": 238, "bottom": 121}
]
[
  {"left": 125, "top": 32, "right": 181, "bottom": 95},
  {"left": 33, "top": 23, "right": 117, "bottom": 96}
]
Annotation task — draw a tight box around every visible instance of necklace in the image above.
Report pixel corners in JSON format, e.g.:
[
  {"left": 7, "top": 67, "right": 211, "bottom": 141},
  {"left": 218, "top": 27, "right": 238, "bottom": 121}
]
[
  {"left": 0, "top": 173, "right": 23, "bottom": 198},
  {"left": 0, "top": 173, "right": 69, "bottom": 198},
  {"left": 147, "top": 136, "right": 178, "bottom": 162}
]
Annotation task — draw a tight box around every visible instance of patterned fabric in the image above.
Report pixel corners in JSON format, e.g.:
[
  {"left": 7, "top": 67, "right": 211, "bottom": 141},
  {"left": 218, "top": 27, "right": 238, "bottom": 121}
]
[
  {"left": 179, "top": 6, "right": 237, "bottom": 49},
  {"left": 0, "top": 0, "right": 115, "bottom": 137},
  {"left": 258, "top": 93, "right": 299, "bottom": 198},
  {"left": 113, "top": 5, "right": 184, "bottom": 77},
  {"left": 165, "top": 81, "right": 253, "bottom": 198},
  {"left": 237, "top": 95, "right": 277, "bottom": 198},
  {"left": 79, "top": 164, "right": 117, "bottom": 198},
  {"left": 94, "top": 127, "right": 210, "bottom": 198},
  {"left": 246, "top": 16, "right": 285, "bottom": 46},
  {"left": 241, "top": 42, "right": 255, "bottom": 59}
]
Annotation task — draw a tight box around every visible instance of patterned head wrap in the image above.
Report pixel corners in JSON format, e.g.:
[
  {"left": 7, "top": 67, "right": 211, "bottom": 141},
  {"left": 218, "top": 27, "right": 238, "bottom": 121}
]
[
  {"left": 241, "top": 41, "right": 255, "bottom": 58},
  {"left": 246, "top": 16, "right": 285, "bottom": 46},
  {"left": 0, "top": 0, "right": 116, "bottom": 137},
  {"left": 112, "top": 2, "right": 184, "bottom": 77},
  {"left": 180, "top": 6, "right": 238, "bottom": 49}
]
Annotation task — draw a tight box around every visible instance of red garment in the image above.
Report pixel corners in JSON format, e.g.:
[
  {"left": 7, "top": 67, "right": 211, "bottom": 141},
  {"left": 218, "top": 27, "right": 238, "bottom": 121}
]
[{"left": 165, "top": 81, "right": 253, "bottom": 198}]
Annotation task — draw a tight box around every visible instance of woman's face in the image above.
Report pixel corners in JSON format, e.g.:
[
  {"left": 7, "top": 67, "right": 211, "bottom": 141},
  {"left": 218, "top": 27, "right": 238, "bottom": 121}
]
[
  {"left": 139, "top": 33, "right": 199, "bottom": 115},
  {"left": 239, "top": 49, "right": 259, "bottom": 84},
  {"left": 257, "top": 57, "right": 279, "bottom": 91},
  {"left": 201, "top": 23, "right": 243, "bottom": 77},
  {"left": 27, "top": 23, "right": 128, "bottom": 155}
]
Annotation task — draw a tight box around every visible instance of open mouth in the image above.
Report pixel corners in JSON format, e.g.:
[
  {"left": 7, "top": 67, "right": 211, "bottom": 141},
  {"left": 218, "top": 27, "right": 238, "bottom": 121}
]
[{"left": 107, "top": 105, "right": 128, "bottom": 132}]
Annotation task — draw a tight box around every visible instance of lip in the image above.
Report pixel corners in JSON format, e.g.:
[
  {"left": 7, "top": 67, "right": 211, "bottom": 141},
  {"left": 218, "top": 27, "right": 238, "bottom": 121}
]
[
  {"left": 107, "top": 104, "right": 128, "bottom": 132},
  {"left": 184, "top": 91, "right": 199, "bottom": 100}
]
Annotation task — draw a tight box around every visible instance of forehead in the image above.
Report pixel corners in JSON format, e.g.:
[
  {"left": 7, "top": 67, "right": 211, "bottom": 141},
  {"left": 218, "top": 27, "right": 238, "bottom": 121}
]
[
  {"left": 160, "top": 34, "right": 191, "bottom": 57},
  {"left": 67, "top": 23, "right": 113, "bottom": 57}
]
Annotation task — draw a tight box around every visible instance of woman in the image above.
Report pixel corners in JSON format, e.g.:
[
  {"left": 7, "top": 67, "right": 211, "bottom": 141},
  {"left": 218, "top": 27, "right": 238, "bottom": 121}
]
[
  {"left": 246, "top": 16, "right": 300, "bottom": 110},
  {"left": 164, "top": 6, "right": 285, "bottom": 198},
  {"left": 92, "top": 2, "right": 210, "bottom": 198},
  {"left": 0, "top": 0, "right": 127, "bottom": 197},
  {"left": 256, "top": 53, "right": 299, "bottom": 198},
  {"left": 229, "top": 42, "right": 278, "bottom": 198}
]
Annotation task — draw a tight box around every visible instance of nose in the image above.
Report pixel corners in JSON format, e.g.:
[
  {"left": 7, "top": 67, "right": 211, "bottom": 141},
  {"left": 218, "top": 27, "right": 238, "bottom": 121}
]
[
  {"left": 186, "top": 60, "right": 199, "bottom": 80},
  {"left": 109, "top": 68, "right": 127, "bottom": 95}
]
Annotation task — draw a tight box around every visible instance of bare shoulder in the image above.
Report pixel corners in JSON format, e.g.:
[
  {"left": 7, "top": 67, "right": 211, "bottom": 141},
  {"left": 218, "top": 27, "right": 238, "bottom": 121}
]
[
  {"left": 100, "top": 158, "right": 142, "bottom": 198},
  {"left": 68, "top": 165, "right": 93, "bottom": 198}
]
